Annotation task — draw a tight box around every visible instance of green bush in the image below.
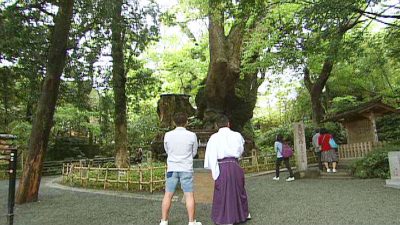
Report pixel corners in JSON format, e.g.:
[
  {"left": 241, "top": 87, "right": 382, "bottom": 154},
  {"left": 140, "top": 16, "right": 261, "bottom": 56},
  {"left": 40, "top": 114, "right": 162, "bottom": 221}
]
[{"left": 351, "top": 143, "right": 400, "bottom": 179}]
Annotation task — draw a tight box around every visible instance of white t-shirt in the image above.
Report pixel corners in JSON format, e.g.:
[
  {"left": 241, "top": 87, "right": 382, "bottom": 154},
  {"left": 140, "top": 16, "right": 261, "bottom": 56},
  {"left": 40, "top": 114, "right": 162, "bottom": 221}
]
[
  {"left": 163, "top": 127, "right": 198, "bottom": 172},
  {"left": 275, "top": 141, "right": 283, "bottom": 158}
]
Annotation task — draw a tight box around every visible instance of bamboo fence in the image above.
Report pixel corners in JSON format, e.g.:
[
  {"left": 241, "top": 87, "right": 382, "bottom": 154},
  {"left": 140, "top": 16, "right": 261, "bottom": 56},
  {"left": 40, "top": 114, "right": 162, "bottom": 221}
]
[
  {"left": 62, "top": 150, "right": 319, "bottom": 192},
  {"left": 62, "top": 162, "right": 167, "bottom": 193},
  {"left": 338, "top": 141, "right": 385, "bottom": 159}
]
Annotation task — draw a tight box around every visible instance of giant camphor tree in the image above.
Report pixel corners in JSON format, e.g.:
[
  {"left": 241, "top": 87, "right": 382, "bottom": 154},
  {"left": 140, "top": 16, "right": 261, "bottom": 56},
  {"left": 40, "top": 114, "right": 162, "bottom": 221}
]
[{"left": 189, "top": 0, "right": 274, "bottom": 132}]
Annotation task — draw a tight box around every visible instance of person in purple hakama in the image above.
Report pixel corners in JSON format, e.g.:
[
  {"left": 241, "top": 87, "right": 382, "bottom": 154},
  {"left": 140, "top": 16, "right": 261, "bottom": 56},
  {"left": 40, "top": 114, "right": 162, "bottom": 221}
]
[{"left": 204, "top": 115, "right": 251, "bottom": 225}]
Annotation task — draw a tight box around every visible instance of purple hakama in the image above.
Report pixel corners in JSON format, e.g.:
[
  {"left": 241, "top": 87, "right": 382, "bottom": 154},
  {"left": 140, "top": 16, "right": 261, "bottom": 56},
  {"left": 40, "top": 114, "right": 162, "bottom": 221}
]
[{"left": 212, "top": 157, "right": 249, "bottom": 224}]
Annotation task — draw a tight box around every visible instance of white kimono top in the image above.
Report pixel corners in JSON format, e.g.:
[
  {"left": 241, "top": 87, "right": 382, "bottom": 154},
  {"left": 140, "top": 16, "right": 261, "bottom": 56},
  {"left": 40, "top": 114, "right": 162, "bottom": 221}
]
[{"left": 204, "top": 127, "right": 245, "bottom": 180}]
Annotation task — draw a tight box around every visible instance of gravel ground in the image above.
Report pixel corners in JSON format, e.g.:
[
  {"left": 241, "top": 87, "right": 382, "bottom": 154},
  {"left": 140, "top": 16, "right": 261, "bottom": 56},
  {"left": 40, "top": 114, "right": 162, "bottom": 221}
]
[{"left": 1, "top": 174, "right": 399, "bottom": 225}]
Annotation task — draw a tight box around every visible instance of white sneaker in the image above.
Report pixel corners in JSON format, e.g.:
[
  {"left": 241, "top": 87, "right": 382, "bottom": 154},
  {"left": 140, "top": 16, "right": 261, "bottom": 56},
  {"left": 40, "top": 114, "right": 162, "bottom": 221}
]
[
  {"left": 327, "top": 169, "right": 332, "bottom": 173},
  {"left": 286, "top": 177, "right": 295, "bottom": 182},
  {"left": 332, "top": 169, "right": 337, "bottom": 173},
  {"left": 272, "top": 176, "right": 280, "bottom": 181},
  {"left": 188, "top": 220, "right": 202, "bottom": 225},
  {"left": 160, "top": 220, "right": 168, "bottom": 225}
]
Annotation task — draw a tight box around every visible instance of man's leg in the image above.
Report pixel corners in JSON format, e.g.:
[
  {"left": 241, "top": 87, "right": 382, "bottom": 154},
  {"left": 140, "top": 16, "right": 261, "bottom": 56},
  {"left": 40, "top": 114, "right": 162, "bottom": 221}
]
[
  {"left": 161, "top": 192, "right": 174, "bottom": 221},
  {"left": 275, "top": 158, "right": 282, "bottom": 177},
  {"left": 317, "top": 152, "right": 323, "bottom": 170},
  {"left": 161, "top": 172, "right": 178, "bottom": 223},
  {"left": 284, "top": 158, "right": 294, "bottom": 177},
  {"left": 180, "top": 172, "right": 201, "bottom": 224},
  {"left": 184, "top": 192, "right": 195, "bottom": 222}
]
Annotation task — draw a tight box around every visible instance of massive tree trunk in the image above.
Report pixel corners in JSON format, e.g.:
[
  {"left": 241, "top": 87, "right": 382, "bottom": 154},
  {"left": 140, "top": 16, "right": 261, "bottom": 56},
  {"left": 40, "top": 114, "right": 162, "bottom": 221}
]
[
  {"left": 196, "top": 1, "right": 259, "bottom": 132},
  {"left": 112, "top": 0, "right": 129, "bottom": 168},
  {"left": 16, "top": 0, "right": 74, "bottom": 204}
]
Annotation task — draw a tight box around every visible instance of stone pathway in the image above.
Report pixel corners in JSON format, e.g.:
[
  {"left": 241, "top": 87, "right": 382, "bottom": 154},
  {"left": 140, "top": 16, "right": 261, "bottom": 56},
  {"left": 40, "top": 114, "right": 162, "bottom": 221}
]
[{"left": 1, "top": 173, "right": 400, "bottom": 225}]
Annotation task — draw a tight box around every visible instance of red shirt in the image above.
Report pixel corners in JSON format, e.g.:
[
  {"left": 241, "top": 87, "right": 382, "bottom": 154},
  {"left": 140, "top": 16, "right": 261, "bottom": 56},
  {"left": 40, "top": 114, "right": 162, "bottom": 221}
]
[{"left": 318, "top": 134, "right": 332, "bottom": 151}]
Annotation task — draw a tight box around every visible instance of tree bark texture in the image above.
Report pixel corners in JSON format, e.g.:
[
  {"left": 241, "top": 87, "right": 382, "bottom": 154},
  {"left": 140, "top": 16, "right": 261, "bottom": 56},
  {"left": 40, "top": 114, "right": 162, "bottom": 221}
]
[
  {"left": 112, "top": 0, "right": 129, "bottom": 168},
  {"left": 196, "top": 1, "right": 259, "bottom": 132},
  {"left": 16, "top": 0, "right": 74, "bottom": 204}
]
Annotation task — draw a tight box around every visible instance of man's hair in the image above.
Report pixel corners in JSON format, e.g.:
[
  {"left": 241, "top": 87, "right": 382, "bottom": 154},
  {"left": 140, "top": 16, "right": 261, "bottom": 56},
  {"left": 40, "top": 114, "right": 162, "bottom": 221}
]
[
  {"left": 173, "top": 112, "right": 188, "bottom": 127},
  {"left": 216, "top": 115, "right": 229, "bottom": 128}
]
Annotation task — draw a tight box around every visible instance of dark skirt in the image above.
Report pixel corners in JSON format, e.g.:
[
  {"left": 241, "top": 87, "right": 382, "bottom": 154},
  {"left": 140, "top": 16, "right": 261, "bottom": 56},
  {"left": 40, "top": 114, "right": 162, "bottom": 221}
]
[
  {"left": 321, "top": 149, "right": 338, "bottom": 163},
  {"left": 212, "top": 157, "right": 249, "bottom": 224}
]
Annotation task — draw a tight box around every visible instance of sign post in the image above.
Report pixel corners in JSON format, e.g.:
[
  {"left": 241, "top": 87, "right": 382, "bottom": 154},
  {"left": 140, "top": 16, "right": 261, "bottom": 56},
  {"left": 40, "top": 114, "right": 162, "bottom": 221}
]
[{"left": 0, "top": 134, "right": 17, "bottom": 225}]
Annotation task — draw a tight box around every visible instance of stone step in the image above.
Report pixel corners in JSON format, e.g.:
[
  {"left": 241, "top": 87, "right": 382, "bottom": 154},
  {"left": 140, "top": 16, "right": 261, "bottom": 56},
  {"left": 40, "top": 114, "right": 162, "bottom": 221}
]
[
  {"left": 320, "top": 170, "right": 354, "bottom": 179},
  {"left": 320, "top": 175, "right": 354, "bottom": 179}
]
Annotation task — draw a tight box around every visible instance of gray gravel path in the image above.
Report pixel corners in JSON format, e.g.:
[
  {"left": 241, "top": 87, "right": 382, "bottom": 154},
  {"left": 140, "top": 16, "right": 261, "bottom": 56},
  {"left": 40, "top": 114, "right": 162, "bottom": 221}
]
[{"left": 1, "top": 174, "right": 399, "bottom": 225}]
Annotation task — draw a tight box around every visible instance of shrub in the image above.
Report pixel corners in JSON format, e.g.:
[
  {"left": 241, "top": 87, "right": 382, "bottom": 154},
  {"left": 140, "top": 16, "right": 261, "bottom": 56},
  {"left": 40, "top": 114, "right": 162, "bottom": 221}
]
[{"left": 351, "top": 143, "right": 400, "bottom": 179}]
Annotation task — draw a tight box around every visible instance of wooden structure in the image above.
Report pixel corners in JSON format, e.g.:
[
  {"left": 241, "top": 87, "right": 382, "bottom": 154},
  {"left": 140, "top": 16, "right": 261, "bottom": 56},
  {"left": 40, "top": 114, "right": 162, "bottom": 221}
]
[
  {"left": 325, "top": 99, "right": 399, "bottom": 144},
  {"left": 156, "top": 94, "right": 196, "bottom": 128}
]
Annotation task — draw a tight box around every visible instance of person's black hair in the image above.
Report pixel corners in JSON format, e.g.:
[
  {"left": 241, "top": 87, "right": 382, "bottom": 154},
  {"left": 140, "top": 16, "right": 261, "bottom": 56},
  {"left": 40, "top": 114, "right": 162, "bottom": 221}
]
[
  {"left": 276, "top": 134, "right": 283, "bottom": 142},
  {"left": 319, "top": 128, "right": 328, "bottom": 134},
  {"left": 216, "top": 115, "right": 229, "bottom": 128},
  {"left": 173, "top": 112, "right": 188, "bottom": 127}
]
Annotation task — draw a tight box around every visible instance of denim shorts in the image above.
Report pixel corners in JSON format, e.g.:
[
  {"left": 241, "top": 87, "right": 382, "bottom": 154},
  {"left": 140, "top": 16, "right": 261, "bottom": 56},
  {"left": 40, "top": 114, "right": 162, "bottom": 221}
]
[{"left": 165, "top": 171, "right": 193, "bottom": 193}]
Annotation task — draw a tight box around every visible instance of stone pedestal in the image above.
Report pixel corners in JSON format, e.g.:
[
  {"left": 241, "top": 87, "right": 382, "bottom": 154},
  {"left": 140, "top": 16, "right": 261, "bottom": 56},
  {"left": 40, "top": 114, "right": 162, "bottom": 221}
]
[
  {"left": 385, "top": 151, "right": 400, "bottom": 189},
  {"left": 293, "top": 122, "right": 308, "bottom": 172}
]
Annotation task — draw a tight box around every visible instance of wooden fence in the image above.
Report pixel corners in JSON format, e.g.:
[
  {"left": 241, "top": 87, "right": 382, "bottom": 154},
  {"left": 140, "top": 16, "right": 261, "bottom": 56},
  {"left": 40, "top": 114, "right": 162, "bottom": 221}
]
[
  {"left": 338, "top": 141, "right": 385, "bottom": 159},
  {"left": 62, "top": 163, "right": 167, "bottom": 193},
  {"left": 41, "top": 156, "right": 144, "bottom": 176},
  {"left": 62, "top": 150, "right": 319, "bottom": 193},
  {"left": 239, "top": 150, "right": 318, "bottom": 173}
]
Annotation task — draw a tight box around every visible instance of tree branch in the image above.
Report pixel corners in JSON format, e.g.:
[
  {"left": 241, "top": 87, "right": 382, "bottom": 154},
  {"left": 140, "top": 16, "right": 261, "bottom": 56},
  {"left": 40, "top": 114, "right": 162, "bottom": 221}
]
[
  {"left": 355, "top": 8, "right": 400, "bottom": 19},
  {"left": 303, "top": 66, "right": 312, "bottom": 92}
]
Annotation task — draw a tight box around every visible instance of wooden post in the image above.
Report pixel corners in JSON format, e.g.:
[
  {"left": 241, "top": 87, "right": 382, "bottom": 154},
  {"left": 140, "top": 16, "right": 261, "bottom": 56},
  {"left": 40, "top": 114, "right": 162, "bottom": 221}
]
[
  {"left": 139, "top": 167, "right": 143, "bottom": 191},
  {"left": 104, "top": 167, "right": 108, "bottom": 190},
  {"left": 87, "top": 165, "right": 91, "bottom": 187},
  {"left": 70, "top": 164, "right": 74, "bottom": 185},
  {"left": 79, "top": 166, "right": 83, "bottom": 186},
  {"left": 126, "top": 169, "right": 130, "bottom": 191},
  {"left": 150, "top": 165, "right": 154, "bottom": 193},
  {"left": 96, "top": 165, "right": 100, "bottom": 183}
]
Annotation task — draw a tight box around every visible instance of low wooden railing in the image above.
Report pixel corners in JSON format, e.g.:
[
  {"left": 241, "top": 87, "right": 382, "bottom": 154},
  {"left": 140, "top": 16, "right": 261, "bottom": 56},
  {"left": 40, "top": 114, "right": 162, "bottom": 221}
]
[
  {"left": 240, "top": 150, "right": 318, "bottom": 173},
  {"left": 338, "top": 141, "right": 385, "bottom": 159},
  {"left": 62, "top": 163, "right": 167, "bottom": 193},
  {"left": 62, "top": 150, "right": 319, "bottom": 193}
]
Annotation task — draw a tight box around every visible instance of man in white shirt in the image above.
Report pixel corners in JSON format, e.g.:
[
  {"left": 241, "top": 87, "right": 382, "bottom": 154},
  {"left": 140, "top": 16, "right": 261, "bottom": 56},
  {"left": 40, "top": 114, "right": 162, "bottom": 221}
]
[
  {"left": 204, "top": 115, "right": 250, "bottom": 225},
  {"left": 160, "top": 112, "right": 201, "bottom": 225},
  {"left": 312, "top": 128, "right": 322, "bottom": 171}
]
